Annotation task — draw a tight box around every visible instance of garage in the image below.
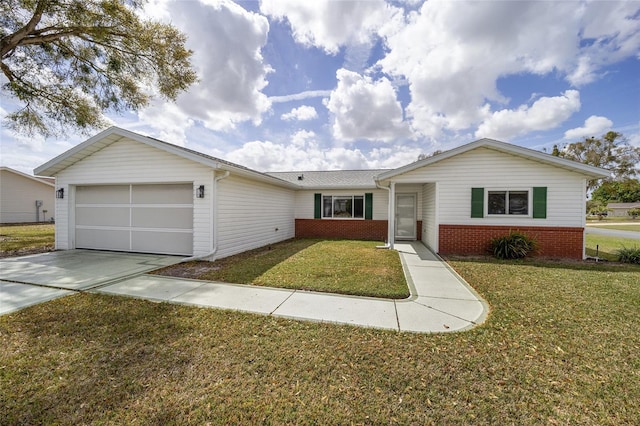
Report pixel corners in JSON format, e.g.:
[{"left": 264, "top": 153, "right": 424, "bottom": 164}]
[{"left": 75, "top": 183, "right": 194, "bottom": 255}]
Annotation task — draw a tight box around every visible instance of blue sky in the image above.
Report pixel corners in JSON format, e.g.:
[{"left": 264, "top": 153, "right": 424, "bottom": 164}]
[{"left": 2, "top": 0, "right": 639, "bottom": 175}]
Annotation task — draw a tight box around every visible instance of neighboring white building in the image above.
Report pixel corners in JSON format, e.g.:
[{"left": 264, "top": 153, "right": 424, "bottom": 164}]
[
  {"left": 0, "top": 167, "right": 55, "bottom": 223},
  {"left": 35, "top": 127, "right": 609, "bottom": 259}
]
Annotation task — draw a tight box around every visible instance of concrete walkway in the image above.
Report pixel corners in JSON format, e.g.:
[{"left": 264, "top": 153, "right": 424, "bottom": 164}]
[{"left": 97, "top": 242, "right": 489, "bottom": 333}]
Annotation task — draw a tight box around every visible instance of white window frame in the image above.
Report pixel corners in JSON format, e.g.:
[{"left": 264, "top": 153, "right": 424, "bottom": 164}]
[
  {"left": 485, "top": 188, "right": 532, "bottom": 217},
  {"left": 322, "top": 194, "right": 365, "bottom": 220}
]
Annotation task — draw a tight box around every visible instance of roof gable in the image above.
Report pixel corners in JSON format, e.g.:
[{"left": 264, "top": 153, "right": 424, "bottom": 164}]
[
  {"left": 1, "top": 166, "right": 55, "bottom": 187},
  {"left": 34, "top": 127, "right": 297, "bottom": 189},
  {"left": 376, "top": 138, "right": 610, "bottom": 181}
]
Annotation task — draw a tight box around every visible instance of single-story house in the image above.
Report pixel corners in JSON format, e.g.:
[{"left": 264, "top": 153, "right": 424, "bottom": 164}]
[
  {"left": 34, "top": 127, "right": 609, "bottom": 260},
  {"left": 0, "top": 166, "right": 55, "bottom": 223},
  {"left": 607, "top": 202, "right": 640, "bottom": 217}
]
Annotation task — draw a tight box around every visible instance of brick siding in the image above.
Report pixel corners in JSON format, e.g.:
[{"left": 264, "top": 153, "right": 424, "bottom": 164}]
[
  {"left": 439, "top": 224, "right": 584, "bottom": 259},
  {"left": 295, "top": 219, "right": 422, "bottom": 242}
]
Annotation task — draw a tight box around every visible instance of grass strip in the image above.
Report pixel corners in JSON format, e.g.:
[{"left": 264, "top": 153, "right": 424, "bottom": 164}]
[
  {"left": 0, "top": 224, "right": 55, "bottom": 257},
  {"left": 154, "top": 239, "right": 409, "bottom": 299},
  {"left": 585, "top": 234, "right": 640, "bottom": 261}
]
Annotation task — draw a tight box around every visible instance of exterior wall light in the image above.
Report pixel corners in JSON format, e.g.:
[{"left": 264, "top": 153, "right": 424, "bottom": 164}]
[
  {"left": 56, "top": 188, "right": 64, "bottom": 199},
  {"left": 196, "top": 185, "right": 205, "bottom": 198}
]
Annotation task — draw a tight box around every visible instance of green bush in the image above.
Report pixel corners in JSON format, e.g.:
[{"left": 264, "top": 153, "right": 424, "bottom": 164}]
[
  {"left": 616, "top": 246, "right": 640, "bottom": 264},
  {"left": 490, "top": 231, "right": 537, "bottom": 260},
  {"left": 628, "top": 208, "right": 640, "bottom": 219}
]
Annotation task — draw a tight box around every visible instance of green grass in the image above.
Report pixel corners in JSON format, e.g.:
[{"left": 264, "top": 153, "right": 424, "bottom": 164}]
[
  {"left": 0, "top": 224, "right": 54, "bottom": 257},
  {"left": 587, "top": 224, "right": 640, "bottom": 232},
  {"left": 1, "top": 260, "right": 639, "bottom": 424},
  {"left": 585, "top": 234, "right": 640, "bottom": 261},
  {"left": 154, "top": 239, "right": 410, "bottom": 299}
]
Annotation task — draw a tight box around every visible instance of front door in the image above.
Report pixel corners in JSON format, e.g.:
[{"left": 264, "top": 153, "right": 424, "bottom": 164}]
[{"left": 395, "top": 193, "right": 416, "bottom": 240}]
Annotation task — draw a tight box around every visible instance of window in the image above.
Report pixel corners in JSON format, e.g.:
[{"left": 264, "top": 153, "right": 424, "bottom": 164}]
[
  {"left": 322, "top": 195, "right": 364, "bottom": 219},
  {"left": 488, "top": 190, "right": 529, "bottom": 215}
]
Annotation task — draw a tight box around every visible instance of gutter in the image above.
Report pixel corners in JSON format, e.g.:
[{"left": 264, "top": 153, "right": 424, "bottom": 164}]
[{"left": 181, "top": 169, "right": 230, "bottom": 262}]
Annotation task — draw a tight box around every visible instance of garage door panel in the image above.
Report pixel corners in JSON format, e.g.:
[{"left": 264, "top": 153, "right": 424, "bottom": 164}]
[
  {"left": 76, "top": 185, "right": 130, "bottom": 204},
  {"left": 76, "top": 229, "right": 129, "bottom": 251},
  {"left": 75, "top": 184, "right": 194, "bottom": 255},
  {"left": 76, "top": 207, "right": 130, "bottom": 227},
  {"left": 132, "top": 231, "right": 193, "bottom": 255},
  {"left": 131, "top": 207, "right": 193, "bottom": 229},
  {"left": 132, "top": 184, "right": 193, "bottom": 204}
]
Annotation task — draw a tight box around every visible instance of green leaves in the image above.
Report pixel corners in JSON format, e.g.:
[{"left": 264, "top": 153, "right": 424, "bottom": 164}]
[
  {"left": 490, "top": 231, "right": 537, "bottom": 260},
  {"left": 553, "top": 132, "right": 640, "bottom": 191},
  {"left": 1, "top": 0, "right": 197, "bottom": 137}
]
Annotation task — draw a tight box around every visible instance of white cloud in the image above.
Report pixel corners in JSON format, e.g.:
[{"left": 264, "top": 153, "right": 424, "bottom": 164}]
[
  {"left": 260, "top": 0, "right": 401, "bottom": 54},
  {"left": 223, "top": 132, "right": 423, "bottom": 172},
  {"left": 140, "top": 0, "right": 271, "bottom": 135},
  {"left": 281, "top": 105, "right": 318, "bottom": 121},
  {"left": 137, "top": 101, "right": 194, "bottom": 146},
  {"left": 567, "top": 1, "right": 640, "bottom": 85},
  {"left": 475, "top": 90, "right": 581, "bottom": 140},
  {"left": 325, "top": 69, "right": 411, "bottom": 142},
  {"left": 376, "top": 1, "right": 640, "bottom": 137},
  {"left": 564, "top": 115, "right": 613, "bottom": 140}
]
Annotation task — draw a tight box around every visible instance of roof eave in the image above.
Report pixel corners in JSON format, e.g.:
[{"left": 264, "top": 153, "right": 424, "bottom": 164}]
[{"left": 376, "top": 138, "right": 611, "bottom": 181}]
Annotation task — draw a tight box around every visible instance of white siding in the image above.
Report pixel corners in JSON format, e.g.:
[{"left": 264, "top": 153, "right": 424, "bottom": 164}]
[
  {"left": 216, "top": 174, "right": 295, "bottom": 259},
  {"left": 53, "top": 139, "right": 213, "bottom": 255},
  {"left": 422, "top": 182, "right": 438, "bottom": 251},
  {"left": 294, "top": 189, "right": 389, "bottom": 220},
  {"left": 0, "top": 170, "right": 55, "bottom": 223},
  {"left": 389, "top": 147, "right": 586, "bottom": 228}
]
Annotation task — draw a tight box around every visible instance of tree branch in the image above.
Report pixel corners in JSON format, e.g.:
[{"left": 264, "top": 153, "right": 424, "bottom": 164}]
[{"left": 0, "top": 0, "right": 46, "bottom": 57}]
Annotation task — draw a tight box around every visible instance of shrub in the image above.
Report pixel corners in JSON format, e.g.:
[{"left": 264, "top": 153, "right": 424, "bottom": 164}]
[
  {"left": 490, "top": 231, "right": 537, "bottom": 260},
  {"left": 628, "top": 208, "right": 640, "bottom": 219},
  {"left": 616, "top": 246, "right": 640, "bottom": 264}
]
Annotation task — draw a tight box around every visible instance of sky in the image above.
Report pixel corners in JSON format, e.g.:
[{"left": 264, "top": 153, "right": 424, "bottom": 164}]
[{"left": 1, "top": 0, "right": 640, "bottom": 176}]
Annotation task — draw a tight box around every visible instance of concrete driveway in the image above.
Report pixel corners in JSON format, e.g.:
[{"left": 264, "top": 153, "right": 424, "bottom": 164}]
[{"left": 0, "top": 250, "right": 181, "bottom": 315}]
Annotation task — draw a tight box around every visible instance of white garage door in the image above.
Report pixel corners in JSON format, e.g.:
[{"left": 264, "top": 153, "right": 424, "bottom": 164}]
[{"left": 75, "top": 184, "right": 194, "bottom": 255}]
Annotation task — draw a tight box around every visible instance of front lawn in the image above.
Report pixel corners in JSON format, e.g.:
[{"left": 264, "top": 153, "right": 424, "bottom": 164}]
[
  {"left": 154, "top": 239, "right": 410, "bottom": 299},
  {"left": 585, "top": 234, "right": 640, "bottom": 261},
  {"left": 1, "top": 260, "right": 638, "bottom": 424},
  {"left": 0, "top": 224, "right": 54, "bottom": 257}
]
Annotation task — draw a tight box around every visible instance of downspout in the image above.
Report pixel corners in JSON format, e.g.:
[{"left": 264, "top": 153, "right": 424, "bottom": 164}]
[
  {"left": 181, "top": 169, "right": 230, "bottom": 262},
  {"left": 375, "top": 180, "right": 395, "bottom": 250}
]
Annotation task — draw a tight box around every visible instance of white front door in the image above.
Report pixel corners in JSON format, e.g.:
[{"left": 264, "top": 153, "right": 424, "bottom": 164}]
[{"left": 395, "top": 193, "right": 416, "bottom": 240}]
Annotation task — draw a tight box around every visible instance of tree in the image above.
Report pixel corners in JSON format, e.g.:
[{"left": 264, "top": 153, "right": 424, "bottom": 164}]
[
  {"left": 591, "top": 179, "right": 640, "bottom": 204},
  {"left": 1, "top": 0, "right": 198, "bottom": 137},
  {"left": 417, "top": 150, "right": 443, "bottom": 161},
  {"left": 551, "top": 131, "right": 640, "bottom": 190}
]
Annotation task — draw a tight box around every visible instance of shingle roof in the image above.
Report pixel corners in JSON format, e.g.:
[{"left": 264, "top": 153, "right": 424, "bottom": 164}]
[{"left": 268, "top": 169, "right": 390, "bottom": 189}]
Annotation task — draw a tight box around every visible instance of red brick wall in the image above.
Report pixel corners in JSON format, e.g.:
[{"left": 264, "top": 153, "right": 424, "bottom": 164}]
[
  {"left": 439, "top": 225, "right": 584, "bottom": 259},
  {"left": 295, "top": 219, "right": 422, "bottom": 242}
]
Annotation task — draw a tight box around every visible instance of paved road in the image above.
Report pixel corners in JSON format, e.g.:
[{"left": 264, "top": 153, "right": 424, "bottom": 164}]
[{"left": 585, "top": 226, "right": 640, "bottom": 240}]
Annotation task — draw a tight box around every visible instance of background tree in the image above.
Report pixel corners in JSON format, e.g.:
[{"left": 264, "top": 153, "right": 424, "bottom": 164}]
[
  {"left": 551, "top": 131, "right": 640, "bottom": 191},
  {"left": 1, "top": 0, "right": 198, "bottom": 137},
  {"left": 417, "top": 150, "right": 443, "bottom": 161},
  {"left": 591, "top": 179, "right": 640, "bottom": 204}
]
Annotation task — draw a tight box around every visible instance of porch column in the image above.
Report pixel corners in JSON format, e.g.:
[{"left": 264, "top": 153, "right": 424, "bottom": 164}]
[{"left": 388, "top": 181, "right": 395, "bottom": 249}]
